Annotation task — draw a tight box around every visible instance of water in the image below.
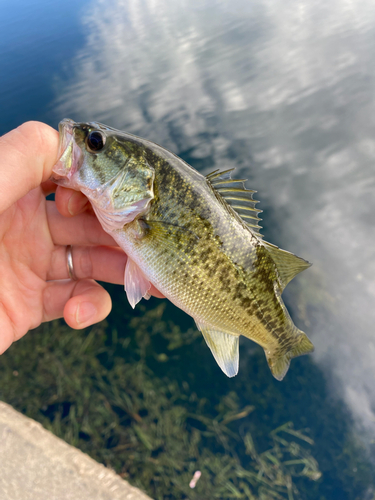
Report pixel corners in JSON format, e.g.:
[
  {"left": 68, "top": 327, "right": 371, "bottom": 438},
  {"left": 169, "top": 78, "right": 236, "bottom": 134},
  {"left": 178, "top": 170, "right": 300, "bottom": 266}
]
[{"left": 1, "top": 0, "right": 375, "bottom": 497}]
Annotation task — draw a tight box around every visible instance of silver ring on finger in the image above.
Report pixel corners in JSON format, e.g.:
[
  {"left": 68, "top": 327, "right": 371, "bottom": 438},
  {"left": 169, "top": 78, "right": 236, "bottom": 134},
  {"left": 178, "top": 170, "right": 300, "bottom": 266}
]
[{"left": 66, "top": 245, "right": 78, "bottom": 281}]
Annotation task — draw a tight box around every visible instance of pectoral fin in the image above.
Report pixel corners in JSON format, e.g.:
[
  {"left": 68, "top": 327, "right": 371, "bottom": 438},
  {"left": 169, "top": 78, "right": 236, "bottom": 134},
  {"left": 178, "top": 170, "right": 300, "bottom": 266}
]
[
  {"left": 195, "top": 320, "right": 239, "bottom": 377},
  {"left": 92, "top": 198, "right": 152, "bottom": 233},
  {"left": 124, "top": 258, "right": 152, "bottom": 308}
]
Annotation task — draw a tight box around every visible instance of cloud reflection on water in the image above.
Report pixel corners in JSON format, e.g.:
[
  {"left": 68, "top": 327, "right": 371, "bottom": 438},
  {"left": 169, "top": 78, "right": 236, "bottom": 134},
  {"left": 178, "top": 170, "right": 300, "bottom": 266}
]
[{"left": 56, "top": 0, "right": 375, "bottom": 435}]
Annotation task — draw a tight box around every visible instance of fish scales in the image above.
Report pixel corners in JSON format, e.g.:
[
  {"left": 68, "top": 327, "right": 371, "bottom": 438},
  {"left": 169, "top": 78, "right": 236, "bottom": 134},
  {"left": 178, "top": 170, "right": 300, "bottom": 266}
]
[
  {"left": 52, "top": 119, "right": 314, "bottom": 380},
  {"left": 122, "top": 150, "right": 293, "bottom": 348},
  {"left": 125, "top": 158, "right": 268, "bottom": 337}
]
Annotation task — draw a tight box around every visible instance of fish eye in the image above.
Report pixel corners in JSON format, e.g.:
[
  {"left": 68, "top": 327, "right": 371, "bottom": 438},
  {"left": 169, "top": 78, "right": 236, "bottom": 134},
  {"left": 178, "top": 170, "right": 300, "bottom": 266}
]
[{"left": 86, "top": 130, "right": 106, "bottom": 152}]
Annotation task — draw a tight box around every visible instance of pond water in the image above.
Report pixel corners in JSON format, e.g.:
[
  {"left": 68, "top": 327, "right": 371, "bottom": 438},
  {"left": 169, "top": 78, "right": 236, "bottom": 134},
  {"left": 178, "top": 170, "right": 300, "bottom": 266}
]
[{"left": 1, "top": 0, "right": 375, "bottom": 498}]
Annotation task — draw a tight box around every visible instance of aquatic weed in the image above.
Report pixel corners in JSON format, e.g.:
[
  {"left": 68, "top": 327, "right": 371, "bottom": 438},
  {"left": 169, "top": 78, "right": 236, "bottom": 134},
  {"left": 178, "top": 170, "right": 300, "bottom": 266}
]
[{"left": 0, "top": 297, "right": 372, "bottom": 499}]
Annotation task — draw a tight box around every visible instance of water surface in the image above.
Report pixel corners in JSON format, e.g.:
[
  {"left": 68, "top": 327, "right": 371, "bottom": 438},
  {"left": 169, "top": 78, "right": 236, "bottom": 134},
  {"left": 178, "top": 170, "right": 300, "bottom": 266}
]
[{"left": 1, "top": 0, "right": 375, "bottom": 497}]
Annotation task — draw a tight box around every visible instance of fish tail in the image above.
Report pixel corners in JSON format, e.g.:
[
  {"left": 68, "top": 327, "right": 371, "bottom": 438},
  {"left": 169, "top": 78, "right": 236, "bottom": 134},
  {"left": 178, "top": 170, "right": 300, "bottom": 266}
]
[{"left": 265, "top": 330, "right": 314, "bottom": 381}]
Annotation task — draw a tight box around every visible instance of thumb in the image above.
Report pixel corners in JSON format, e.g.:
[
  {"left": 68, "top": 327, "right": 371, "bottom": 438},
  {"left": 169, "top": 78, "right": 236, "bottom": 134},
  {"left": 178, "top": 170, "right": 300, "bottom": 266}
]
[{"left": 0, "top": 121, "right": 59, "bottom": 214}]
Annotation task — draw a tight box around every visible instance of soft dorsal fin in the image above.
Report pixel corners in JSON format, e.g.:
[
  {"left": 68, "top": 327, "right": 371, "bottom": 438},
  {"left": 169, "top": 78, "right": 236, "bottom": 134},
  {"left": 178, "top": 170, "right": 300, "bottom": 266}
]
[
  {"left": 206, "top": 168, "right": 263, "bottom": 237},
  {"left": 124, "top": 258, "right": 152, "bottom": 308},
  {"left": 263, "top": 241, "right": 311, "bottom": 290},
  {"left": 195, "top": 319, "right": 239, "bottom": 377}
]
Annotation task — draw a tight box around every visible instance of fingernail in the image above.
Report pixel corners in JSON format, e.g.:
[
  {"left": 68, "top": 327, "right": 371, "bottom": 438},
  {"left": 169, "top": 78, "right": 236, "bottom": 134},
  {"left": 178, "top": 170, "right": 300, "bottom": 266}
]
[
  {"left": 68, "top": 192, "right": 77, "bottom": 215},
  {"left": 68, "top": 191, "right": 85, "bottom": 216},
  {"left": 76, "top": 302, "right": 97, "bottom": 325}
]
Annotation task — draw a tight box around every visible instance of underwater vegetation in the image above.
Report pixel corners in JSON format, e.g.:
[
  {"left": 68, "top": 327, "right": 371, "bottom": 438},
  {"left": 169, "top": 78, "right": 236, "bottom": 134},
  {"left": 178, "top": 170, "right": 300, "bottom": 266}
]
[{"left": 0, "top": 292, "right": 373, "bottom": 499}]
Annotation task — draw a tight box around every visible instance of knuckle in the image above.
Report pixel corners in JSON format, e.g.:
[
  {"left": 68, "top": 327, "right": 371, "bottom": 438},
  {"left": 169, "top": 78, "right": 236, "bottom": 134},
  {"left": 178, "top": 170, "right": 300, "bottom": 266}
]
[
  {"left": 16, "top": 122, "right": 46, "bottom": 149},
  {"left": 78, "top": 247, "right": 94, "bottom": 278},
  {"left": 84, "top": 212, "right": 101, "bottom": 244}
]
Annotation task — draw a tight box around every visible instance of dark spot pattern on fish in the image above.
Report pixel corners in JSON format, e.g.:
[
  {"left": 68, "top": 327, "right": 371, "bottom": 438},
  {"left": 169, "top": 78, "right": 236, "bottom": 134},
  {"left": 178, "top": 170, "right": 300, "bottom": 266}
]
[{"left": 56, "top": 120, "right": 313, "bottom": 380}]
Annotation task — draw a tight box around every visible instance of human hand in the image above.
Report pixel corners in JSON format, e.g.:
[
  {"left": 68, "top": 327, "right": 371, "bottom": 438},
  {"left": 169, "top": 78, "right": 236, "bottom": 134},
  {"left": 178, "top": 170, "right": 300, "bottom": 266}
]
[{"left": 0, "top": 121, "right": 162, "bottom": 355}]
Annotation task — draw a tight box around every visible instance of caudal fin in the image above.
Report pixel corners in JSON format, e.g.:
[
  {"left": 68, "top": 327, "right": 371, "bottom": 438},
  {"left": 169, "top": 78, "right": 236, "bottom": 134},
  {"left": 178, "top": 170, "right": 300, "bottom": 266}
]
[{"left": 265, "top": 332, "right": 314, "bottom": 381}]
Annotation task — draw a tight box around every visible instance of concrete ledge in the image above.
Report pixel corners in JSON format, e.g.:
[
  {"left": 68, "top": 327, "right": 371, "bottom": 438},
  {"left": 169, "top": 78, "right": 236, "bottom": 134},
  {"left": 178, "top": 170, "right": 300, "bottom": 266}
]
[{"left": 0, "top": 401, "right": 152, "bottom": 500}]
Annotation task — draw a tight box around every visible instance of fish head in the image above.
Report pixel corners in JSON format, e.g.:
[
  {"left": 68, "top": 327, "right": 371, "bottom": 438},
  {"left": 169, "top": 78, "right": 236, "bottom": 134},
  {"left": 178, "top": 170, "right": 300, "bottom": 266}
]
[{"left": 52, "top": 119, "right": 155, "bottom": 231}]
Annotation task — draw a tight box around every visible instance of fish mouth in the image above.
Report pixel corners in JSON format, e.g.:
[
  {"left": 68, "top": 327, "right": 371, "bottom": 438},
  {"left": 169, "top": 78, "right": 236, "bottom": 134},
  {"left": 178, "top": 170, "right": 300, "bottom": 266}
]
[{"left": 51, "top": 118, "right": 82, "bottom": 183}]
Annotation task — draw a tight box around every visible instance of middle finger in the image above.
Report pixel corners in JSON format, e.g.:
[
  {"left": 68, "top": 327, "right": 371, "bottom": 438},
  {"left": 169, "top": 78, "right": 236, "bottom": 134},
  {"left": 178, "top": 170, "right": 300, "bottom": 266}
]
[{"left": 47, "top": 201, "right": 116, "bottom": 246}]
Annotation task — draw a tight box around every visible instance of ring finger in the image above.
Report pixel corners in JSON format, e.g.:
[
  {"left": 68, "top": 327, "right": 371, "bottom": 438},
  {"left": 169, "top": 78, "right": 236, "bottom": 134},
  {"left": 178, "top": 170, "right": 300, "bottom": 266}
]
[
  {"left": 48, "top": 245, "right": 127, "bottom": 284},
  {"left": 48, "top": 245, "right": 165, "bottom": 298}
]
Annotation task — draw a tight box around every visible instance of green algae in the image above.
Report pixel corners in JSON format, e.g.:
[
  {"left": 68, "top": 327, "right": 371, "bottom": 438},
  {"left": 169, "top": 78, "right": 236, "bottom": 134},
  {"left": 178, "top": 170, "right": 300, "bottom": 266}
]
[{"left": 0, "top": 294, "right": 373, "bottom": 499}]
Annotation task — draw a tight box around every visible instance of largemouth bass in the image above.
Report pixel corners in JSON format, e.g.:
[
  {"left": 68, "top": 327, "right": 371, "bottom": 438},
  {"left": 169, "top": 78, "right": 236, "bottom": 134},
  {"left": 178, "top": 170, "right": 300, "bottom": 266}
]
[{"left": 52, "top": 119, "right": 314, "bottom": 380}]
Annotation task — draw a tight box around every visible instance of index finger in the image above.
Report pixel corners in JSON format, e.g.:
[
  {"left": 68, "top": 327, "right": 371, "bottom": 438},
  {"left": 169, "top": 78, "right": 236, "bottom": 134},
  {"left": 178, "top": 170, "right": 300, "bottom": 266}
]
[{"left": 0, "top": 121, "right": 59, "bottom": 214}]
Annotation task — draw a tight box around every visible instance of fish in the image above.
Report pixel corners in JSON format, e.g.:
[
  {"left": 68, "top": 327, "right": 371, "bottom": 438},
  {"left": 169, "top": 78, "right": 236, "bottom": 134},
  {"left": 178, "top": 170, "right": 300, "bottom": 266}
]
[{"left": 52, "top": 118, "right": 314, "bottom": 380}]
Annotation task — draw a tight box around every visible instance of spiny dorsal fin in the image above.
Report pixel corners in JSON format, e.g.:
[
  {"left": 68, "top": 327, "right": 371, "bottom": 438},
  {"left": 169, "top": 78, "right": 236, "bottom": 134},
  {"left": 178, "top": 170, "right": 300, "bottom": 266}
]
[
  {"left": 263, "top": 241, "right": 311, "bottom": 290},
  {"left": 206, "top": 168, "right": 263, "bottom": 238},
  {"left": 195, "top": 319, "right": 239, "bottom": 377}
]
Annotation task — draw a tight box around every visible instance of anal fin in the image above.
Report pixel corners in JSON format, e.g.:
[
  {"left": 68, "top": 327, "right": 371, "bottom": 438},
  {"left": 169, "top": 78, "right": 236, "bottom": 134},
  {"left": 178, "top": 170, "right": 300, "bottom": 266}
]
[
  {"left": 124, "top": 258, "right": 152, "bottom": 309},
  {"left": 195, "top": 319, "right": 239, "bottom": 377}
]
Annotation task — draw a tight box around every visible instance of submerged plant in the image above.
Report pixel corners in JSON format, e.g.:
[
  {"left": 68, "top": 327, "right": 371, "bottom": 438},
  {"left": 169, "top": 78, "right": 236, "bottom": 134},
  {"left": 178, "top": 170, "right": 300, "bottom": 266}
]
[{"left": 0, "top": 297, "right": 372, "bottom": 499}]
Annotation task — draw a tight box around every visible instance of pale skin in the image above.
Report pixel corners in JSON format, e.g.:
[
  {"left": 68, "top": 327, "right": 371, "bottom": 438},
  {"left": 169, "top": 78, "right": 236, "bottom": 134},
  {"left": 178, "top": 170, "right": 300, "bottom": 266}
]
[{"left": 0, "top": 121, "right": 163, "bottom": 355}]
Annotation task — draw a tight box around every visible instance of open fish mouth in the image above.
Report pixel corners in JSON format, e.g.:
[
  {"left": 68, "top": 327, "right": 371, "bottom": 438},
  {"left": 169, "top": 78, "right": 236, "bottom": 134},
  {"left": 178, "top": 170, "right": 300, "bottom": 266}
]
[{"left": 51, "top": 118, "right": 82, "bottom": 183}]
